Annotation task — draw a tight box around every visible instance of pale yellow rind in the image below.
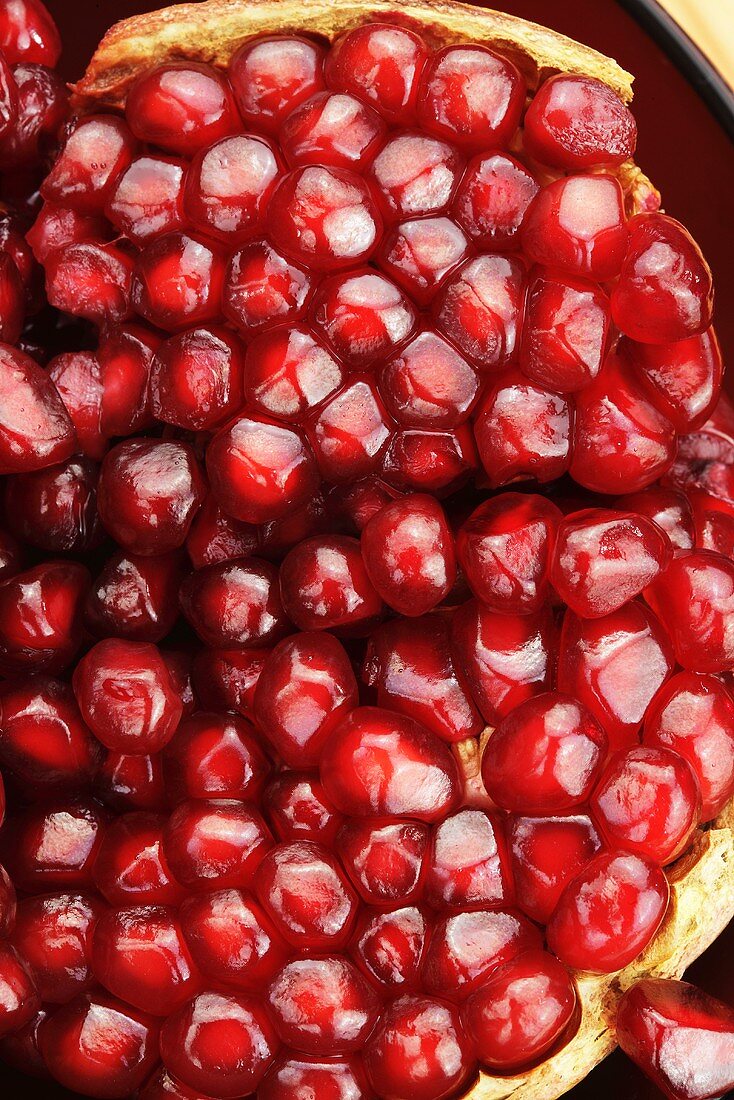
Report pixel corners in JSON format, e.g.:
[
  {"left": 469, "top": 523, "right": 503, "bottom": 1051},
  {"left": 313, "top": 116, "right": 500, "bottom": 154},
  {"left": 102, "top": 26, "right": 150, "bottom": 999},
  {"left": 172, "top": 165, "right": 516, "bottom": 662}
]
[{"left": 73, "top": 6, "right": 729, "bottom": 1097}]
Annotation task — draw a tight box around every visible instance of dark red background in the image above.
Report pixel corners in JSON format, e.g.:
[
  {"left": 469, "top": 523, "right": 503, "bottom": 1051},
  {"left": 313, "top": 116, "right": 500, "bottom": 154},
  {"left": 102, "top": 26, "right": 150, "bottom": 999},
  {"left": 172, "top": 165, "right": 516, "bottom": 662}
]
[{"left": 3, "top": 1, "right": 733, "bottom": 1097}]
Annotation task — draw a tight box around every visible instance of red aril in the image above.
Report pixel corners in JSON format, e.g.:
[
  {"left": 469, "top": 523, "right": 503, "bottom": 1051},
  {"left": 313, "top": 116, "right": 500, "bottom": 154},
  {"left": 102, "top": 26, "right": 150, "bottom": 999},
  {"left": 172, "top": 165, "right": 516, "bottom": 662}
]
[
  {"left": 179, "top": 557, "right": 289, "bottom": 649},
  {"left": 92, "top": 812, "right": 184, "bottom": 908},
  {"left": 422, "top": 908, "right": 541, "bottom": 1001},
  {"left": 645, "top": 550, "right": 734, "bottom": 672},
  {"left": 623, "top": 327, "right": 722, "bottom": 433},
  {"left": 10, "top": 892, "right": 102, "bottom": 1005},
  {"left": 191, "top": 647, "right": 269, "bottom": 721},
  {"left": 0, "top": 560, "right": 89, "bottom": 676},
  {"left": 377, "top": 215, "right": 471, "bottom": 306},
  {"left": 280, "top": 90, "right": 386, "bottom": 170},
  {"left": 382, "top": 424, "right": 478, "bottom": 495},
  {"left": 96, "top": 752, "right": 166, "bottom": 814},
  {"left": 424, "top": 808, "right": 513, "bottom": 910},
  {"left": 85, "top": 549, "right": 183, "bottom": 643},
  {"left": 3, "top": 799, "right": 106, "bottom": 895},
  {"left": 263, "top": 772, "right": 343, "bottom": 847},
  {"left": 508, "top": 813, "right": 603, "bottom": 924},
  {"left": 162, "top": 711, "right": 270, "bottom": 804},
  {"left": 42, "top": 115, "right": 136, "bottom": 213},
  {"left": 380, "top": 328, "right": 480, "bottom": 428},
  {"left": 351, "top": 905, "right": 428, "bottom": 992},
  {"left": 244, "top": 323, "right": 344, "bottom": 424},
  {"left": 126, "top": 61, "right": 240, "bottom": 156},
  {"left": 0, "top": 344, "right": 76, "bottom": 474},
  {"left": 45, "top": 241, "right": 134, "bottom": 326},
  {"left": 325, "top": 24, "right": 427, "bottom": 124},
  {"left": 150, "top": 327, "right": 244, "bottom": 431},
  {"left": 0, "top": 0, "right": 61, "bottom": 66},
  {"left": 617, "top": 486, "right": 695, "bottom": 556},
  {"left": 255, "top": 841, "right": 357, "bottom": 950},
  {"left": 524, "top": 74, "right": 636, "bottom": 168},
  {"left": 279, "top": 534, "right": 383, "bottom": 635},
  {"left": 338, "top": 818, "right": 428, "bottom": 906},
  {"left": 162, "top": 799, "right": 272, "bottom": 893},
  {"left": 453, "top": 151, "right": 538, "bottom": 250},
  {"left": 369, "top": 130, "right": 463, "bottom": 222},
  {"left": 181, "top": 889, "right": 288, "bottom": 993},
  {"left": 224, "top": 239, "right": 314, "bottom": 334},
  {"left": 229, "top": 35, "right": 325, "bottom": 134},
  {"left": 107, "top": 154, "right": 186, "bottom": 244},
  {"left": 260, "top": 1054, "right": 372, "bottom": 1100},
  {"left": 4, "top": 456, "right": 100, "bottom": 554}
]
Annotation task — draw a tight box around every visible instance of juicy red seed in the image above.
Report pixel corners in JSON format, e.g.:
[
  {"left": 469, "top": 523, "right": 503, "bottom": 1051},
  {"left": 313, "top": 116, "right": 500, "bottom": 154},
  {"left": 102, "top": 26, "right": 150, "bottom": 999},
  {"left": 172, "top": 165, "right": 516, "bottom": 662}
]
[
  {"left": 320, "top": 706, "right": 461, "bottom": 822},
  {"left": 451, "top": 602, "right": 554, "bottom": 725},
  {"left": 522, "top": 174, "right": 628, "bottom": 281},
  {"left": 244, "top": 324, "right": 344, "bottom": 423},
  {"left": 4, "top": 63, "right": 67, "bottom": 169},
  {"left": 457, "top": 493, "right": 561, "bottom": 614},
  {"left": 617, "top": 978, "right": 734, "bottom": 1100},
  {"left": 45, "top": 241, "right": 134, "bottom": 326},
  {"left": 0, "top": 0, "right": 61, "bottom": 66},
  {"left": 132, "top": 232, "right": 226, "bottom": 332},
  {"left": 592, "top": 745, "right": 701, "bottom": 865},
  {"left": 417, "top": 44, "right": 525, "bottom": 150},
  {"left": 0, "top": 54, "right": 17, "bottom": 144},
  {"left": 382, "top": 424, "right": 478, "bottom": 496},
  {"left": 191, "top": 647, "right": 269, "bottom": 722},
  {"left": 263, "top": 772, "right": 344, "bottom": 847},
  {"left": 0, "top": 528, "right": 21, "bottom": 580},
  {"left": 508, "top": 813, "right": 603, "bottom": 924},
  {"left": 267, "top": 955, "right": 380, "bottom": 1054},
  {"left": 162, "top": 799, "right": 272, "bottom": 893},
  {"left": 425, "top": 809, "right": 514, "bottom": 911},
  {"left": 369, "top": 130, "right": 464, "bottom": 221},
  {"left": 107, "top": 154, "right": 186, "bottom": 244},
  {"left": 4, "top": 455, "right": 101, "bottom": 553},
  {"left": 84, "top": 549, "right": 183, "bottom": 644},
  {"left": 126, "top": 61, "right": 240, "bottom": 156},
  {"left": 325, "top": 23, "right": 427, "bottom": 124},
  {"left": 260, "top": 1054, "right": 372, "bottom": 1100},
  {"left": 0, "top": 560, "right": 89, "bottom": 677},
  {"left": 310, "top": 267, "right": 417, "bottom": 368},
  {"left": 558, "top": 602, "right": 674, "bottom": 752},
  {"left": 39, "top": 993, "right": 160, "bottom": 1098},
  {"left": 224, "top": 239, "right": 314, "bottom": 335},
  {"left": 380, "top": 328, "right": 480, "bottom": 429},
  {"left": 616, "top": 486, "right": 695, "bottom": 555},
  {"left": 364, "top": 613, "right": 483, "bottom": 744},
  {"left": 645, "top": 550, "right": 734, "bottom": 673},
  {"left": 184, "top": 134, "right": 282, "bottom": 242},
  {"left": 351, "top": 905, "right": 428, "bottom": 992},
  {"left": 179, "top": 557, "right": 289, "bottom": 650},
  {"left": 27, "top": 202, "right": 110, "bottom": 264},
  {"left": 0, "top": 943, "right": 38, "bottom": 1037},
  {"left": 482, "top": 692, "right": 607, "bottom": 813},
  {"left": 96, "top": 752, "right": 167, "bottom": 814},
  {"left": 361, "top": 493, "right": 456, "bottom": 616},
  {"left": 279, "top": 534, "right": 384, "bottom": 635},
  {"left": 162, "top": 711, "right": 270, "bottom": 804},
  {"left": 280, "top": 90, "right": 387, "bottom": 170},
  {"left": 98, "top": 438, "right": 206, "bottom": 556},
  {"left": 623, "top": 327, "right": 722, "bottom": 433},
  {"left": 551, "top": 507, "right": 671, "bottom": 618},
  {"left": 364, "top": 994, "right": 476, "bottom": 1100},
  {"left": 377, "top": 215, "right": 471, "bottom": 307},
  {"left": 462, "top": 950, "right": 577, "bottom": 1072},
  {"left": 2, "top": 799, "right": 106, "bottom": 894},
  {"left": 612, "top": 213, "right": 714, "bottom": 344},
  {"left": 92, "top": 812, "right": 184, "bottom": 908},
  {"left": 0, "top": 252, "right": 25, "bottom": 344},
  {"left": 269, "top": 164, "right": 382, "bottom": 271},
  {"left": 338, "top": 818, "right": 428, "bottom": 906},
  {"left": 229, "top": 35, "right": 326, "bottom": 134},
  {"left": 150, "top": 326, "right": 245, "bottom": 431},
  {"left": 186, "top": 495, "right": 259, "bottom": 570},
  {"left": 434, "top": 253, "right": 525, "bottom": 370},
  {"left": 47, "top": 351, "right": 106, "bottom": 461},
  {"left": 520, "top": 269, "right": 611, "bottom": 393},
  {"left": 0, "top": 1006, "right": 50, "bottom": 1082},
  {"left": 453, "top": 151, "right": 539, "bottom": 249},
  {"left": 644, "top": 671, "right": 734, "bottom": 821},
  {"left": 97, "top": 323, "right": 159, "bottom": 437},
  {"left": 254, "top": 631, "right": 358, "bottom": 769},
  {"left": 524, "top": 74, "right": 637, "bottom": 168},
  {"left": 306, "top": 377, "right": 394, "bottom": 484},
  {"left": 207, "top": 413, "right": 319, "bottom": 524},
  {"left": 159, "top": 992, "right": 278, "bottom": 1097},
  {"left": 328, "top": 476, "right": 402, "bottom": 534},
  {"left": 547, "top": 850, "right": 669, "bottom": 973},
  {"left": 422, "top": 908, "right": 541, "bottom": 1001},
  {"left": 41, "top": 115, "right": 136, "bottom": 213}
]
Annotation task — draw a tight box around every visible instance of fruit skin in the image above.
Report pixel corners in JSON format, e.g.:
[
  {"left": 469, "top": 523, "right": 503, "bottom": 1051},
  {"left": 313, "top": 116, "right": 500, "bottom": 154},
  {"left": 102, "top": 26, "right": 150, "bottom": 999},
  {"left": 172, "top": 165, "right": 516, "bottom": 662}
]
[
  {"left": 320, "top": 706, "right": 461, "bottom": 822},
  {"left": 547, "top": 850, "right": 670, "bottom": 974},
  {"left": 617, "top": 978, "right": 734, "bottom": 1100},
  {"left": 462, "top": 950, "right": 577, "bottom": 1072}
]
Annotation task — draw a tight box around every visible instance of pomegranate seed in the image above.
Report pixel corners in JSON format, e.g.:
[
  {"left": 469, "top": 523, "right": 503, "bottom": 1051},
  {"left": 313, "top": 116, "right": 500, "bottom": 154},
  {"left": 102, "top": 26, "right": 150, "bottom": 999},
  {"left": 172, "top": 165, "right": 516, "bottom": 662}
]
[
  {"left": 457, "top": 493, "right": 561, "bottom": 614},
  {"left": 97, "top": 323, "right": 159, "bottom": 437},
  {"left": 3, "top": 799, "right": 106, "bottom": 894},
  {"left": 91, "top": 904, "right": 200, "bottom": 1016},
  {"left": 163, "top": 799, "right": 272, "bottom": 893},
  {"left": 5, "top": 455, "right": 100, "bottom": 553},
  {"left": 260, "top": 1054, "right": 372, "bottom": 1100},
  {"left": 423, "top": 908, "right": 540, "bottom": 1001},
  {"left": 612, "top": 213, "right": 714, "bottom": 343},
  {"left": 524, "top": 74, "right": 636, "bottom": 167},
  {"left": 281, "top": 90, "right": 386, "bottom": 169},
  {"left": 186, "top": 496, "right": 258, "bottom": 570},
  {"left": 338, "top": 818, "right": 428, "bottom": 906},
  {"left": 619, "top": 486, "right": 696, "bottom": 555},
  {"left": 463, "top": 950, "right": 577, "bottom": 1071},
  {"left": 254, "top": 631, "right": 357, "bottom": 769},
  {"left": 132, "top": 231, "right": 226, "bottom": 331},
  {"left": 451, "top": 602, "right": 554, "bottom": 724},
  {"left": 0, "top": 55, "right": 17, "bottom": 144},
  {"left": 320, "top": 706, "right": 461, "bottom": 822},
  {"left": 263, "top": 772, "right": 343, "bottom": 846},
  {"left": 279, "top": 534, "right": 383, "bottom": 634},
  {"left": 0, "top": 344, "right": 76, "bottom": 474},
  {"left": 424, "top": 808, "right": 513, "bottom": 910},
  {"left": 0, "top": 675, "right": 101, "bottom": 796},
  {"left": 96, "top": 752, "right": 167, "bottom": 814},
  {"left": 269, "top": 164, "right": 382, "bottom": 271},
  {"left": 0, "top": 252, "right": 24, "bottom": 343},
  {"left": 364, "top": 994, "right": 476, "bottom": 1100},
  {"left": 548, "top": 849, "right": 669, "bottom": 972},
  {"left": 0, "top": 560, "right": 89, "bottom": 676},
  {"left": 244, "top": 323, "right": 344, "bottom": 423},
  {"left": 185, "top": 133, "right": 282, "bottom": 242},
  {"left": 160, "top": 991, "right": 278, "bottom": 1097},
  {"left": 417, "top": 45, "right": 525, "bottom": 149},
  {"left": 4, "top": 63, "right": 67, "bottom": 168},
  {"left": 107, "top": 154, "right": 186, "bottom": 244},
  {"left": 267, "top": 955, "right": 380, "bottom": 1053},
  {"left": 325, "top": 24, "right": 427, "bottom": 123},
  {"left": 85, "top": 549, "right": 183, "bottom": 643},
  {"left": 623, "top": 327, "right": 722, "bottom": 432},
  {"left": 139, "top": 1067, "right": 213, "bottom": 1099},
  {"left": 255, "top": 840, "right": 357, "bottom": 949},
  {"left": 163, "top": 711, "right": 270, "bottom": 804},
  {"left": 369, "top": 130, "right": 464, "bottom": 221},
  {"left": 307, "top": 376, "right": 393, "bottom": 484},
  {"left": 328, "top": 476, "right": 402, "bottom": 533},
  {"left": 207, "top": 413, "right": 318, "bottom": 524},
  {"left": 435, "top": 253, "right": 525, "bottom": 369},
  {"left": 92, "top": 812, "right": 184, "bottom": 907},
  {"left": 27, "top": 202, "right": 110, "bottom": 264},
  {"left": 617, "top": 978, "right": 734, "bottom": 1100},
  {"left": 646, "top": 550, "right": 734, "bottom": 672},
  {"left": 229, "top": 35, "right": 325, "bottom": 134},
  {"left": 45, "top": 241, "right": 134, "bottom": 325},
  {"left": 150, "top": 326, "right": 244, "bottom": 430},
  {"left": 0, "top": 526, "right": 21, "bottom": 579},
  {"left": 378, "top": 215, "right": 470, "bottom": 306},
  {"left": 180, "top": 557, "right": 288, "bottom": 649},
  {"left": 364, "top": 614, "right": 483, "bottom": 743},
  {"left": 351, "top": 905, "right": 428, "bottom": 991},
  {"left": 522, "top": 174, "right": 628, "bottom": 280},
  {"left": 482, "top": 692, "right": 607, "bottom": 812},
  {"left": 0, "top": 942, "right": 38, "bottom": 1036},
  {"left": 126, "top": 61, "right": 240, "bottom": 155},
  {"left": 551, "top": 507, "right": 671, "bottom": 617},
  {"left": 42, "top": 115, "right": 136, "bottom": 213},
  {"left": 380, "top": 328, "right": 480, "bottom": 429},
  {"left": 191, "top": 647, "right": 268, "bottom": 721},
  {"left": 98, "top": 438, "right": 205, "bottom": 555},
  {"left": 311, "top": 266, "right": 417, "bottom": 368},
  {"left": 224, "top": 239, "right": 314, "bottom": 334},
  {"left": 47, "top": 351, "right": 107, "bottom": 461},
  {"left": 10, "top": 892, "right": 101, "bottom": 1004},
  {"left": 453, "top": 151, "right": 539, "bottom": 249},
  {"left": 509, "top": 813, "right": 603, "bottom": 923},
  {"left": 382, "top": 424, "right": 478, "bottom": 495},
  {"left": 0, "top": 0, "right": 60, "bottom": 66}
]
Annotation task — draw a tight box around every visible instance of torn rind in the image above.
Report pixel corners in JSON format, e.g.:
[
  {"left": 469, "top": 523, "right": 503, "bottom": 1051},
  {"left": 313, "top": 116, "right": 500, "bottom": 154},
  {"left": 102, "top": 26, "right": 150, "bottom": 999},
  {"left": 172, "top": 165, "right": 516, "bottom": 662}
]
[{"left": 72, "top": 0, "right": 634, "bottom": 112}]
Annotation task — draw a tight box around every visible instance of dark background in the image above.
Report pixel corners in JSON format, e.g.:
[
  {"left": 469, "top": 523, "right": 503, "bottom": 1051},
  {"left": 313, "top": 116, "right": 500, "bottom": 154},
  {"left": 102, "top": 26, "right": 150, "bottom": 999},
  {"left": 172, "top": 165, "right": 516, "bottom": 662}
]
[{"left": 4, "top": 1, "right": 734, "bottom": 1097}]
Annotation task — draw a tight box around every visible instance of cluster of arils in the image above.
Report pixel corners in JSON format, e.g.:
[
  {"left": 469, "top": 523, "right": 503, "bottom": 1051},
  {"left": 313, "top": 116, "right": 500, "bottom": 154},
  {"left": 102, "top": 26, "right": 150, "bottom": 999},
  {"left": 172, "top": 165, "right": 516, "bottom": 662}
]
[{"left": 0, "top": 10, "right": 733, "bottom": 1100}]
